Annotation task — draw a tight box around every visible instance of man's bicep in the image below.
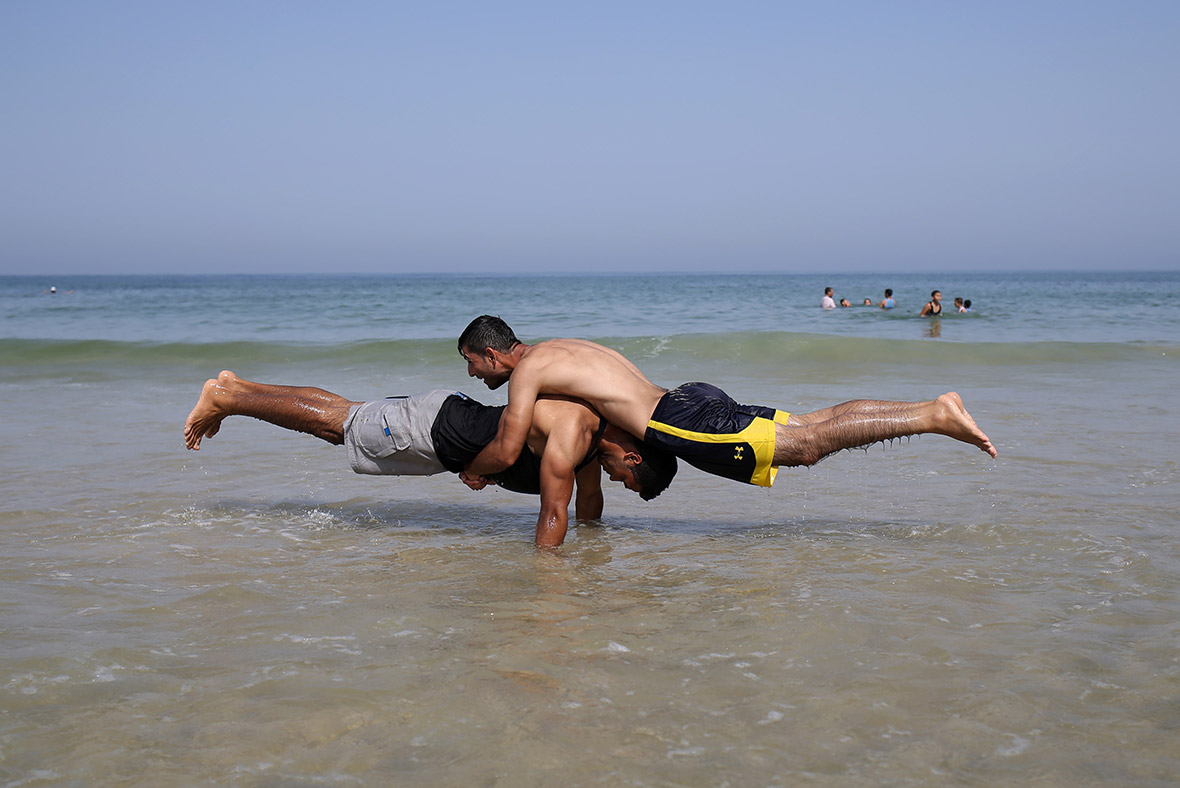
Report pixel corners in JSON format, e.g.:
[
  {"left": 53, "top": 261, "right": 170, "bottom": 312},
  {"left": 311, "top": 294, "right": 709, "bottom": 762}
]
[
  {"left": 496, "top": 375, "right": 542, "bottom": 446},
  {"left": 492, "top": 402, "right": 533, "bottom": 452}
]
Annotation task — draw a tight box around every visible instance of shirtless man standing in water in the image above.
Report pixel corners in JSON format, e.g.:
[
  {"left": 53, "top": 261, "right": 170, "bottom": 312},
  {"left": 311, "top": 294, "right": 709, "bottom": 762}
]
[{"left": 457, "top": 315, "right": 997, "bottom": 490}]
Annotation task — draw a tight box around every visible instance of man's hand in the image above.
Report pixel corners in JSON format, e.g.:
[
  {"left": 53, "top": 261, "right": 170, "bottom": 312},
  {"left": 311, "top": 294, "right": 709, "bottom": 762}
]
[{"left": 459, "top": 471, "right": 494, "bottom": 490}]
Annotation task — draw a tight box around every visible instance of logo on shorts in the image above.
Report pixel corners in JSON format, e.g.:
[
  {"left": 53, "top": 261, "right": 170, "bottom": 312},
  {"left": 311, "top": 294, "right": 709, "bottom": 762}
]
[{"left": 733, "top": 445, "right": 744, "bottom": 461}]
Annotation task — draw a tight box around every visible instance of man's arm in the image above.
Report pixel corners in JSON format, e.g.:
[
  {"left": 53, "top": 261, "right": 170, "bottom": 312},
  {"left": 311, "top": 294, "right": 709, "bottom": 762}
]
[
  {"left": 573, "top": 461, "right": 603, "bottom": 521},
  {"left": 535, "top": 446, "right": 578, "bottom": 549},
  {"left": 465, "top": 373, "right": 539, "bottom": 476}
]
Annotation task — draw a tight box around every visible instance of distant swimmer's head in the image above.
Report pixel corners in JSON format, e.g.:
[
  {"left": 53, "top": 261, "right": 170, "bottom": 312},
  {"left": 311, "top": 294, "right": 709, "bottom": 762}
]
[
  {"left": 49, "top": 286, "right": 56, "bottom": 294},
  {"left": 458, "top": 315, "right": 521, "bottom": 390},
  {"left": 598, "top": 429, "right": 677, "bottom": 501}
]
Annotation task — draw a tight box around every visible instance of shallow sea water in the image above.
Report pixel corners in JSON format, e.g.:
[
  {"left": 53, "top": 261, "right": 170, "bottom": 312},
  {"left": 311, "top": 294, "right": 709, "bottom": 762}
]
[{"left": 2, "top": 273, "right": 1178, "bottom": 786}]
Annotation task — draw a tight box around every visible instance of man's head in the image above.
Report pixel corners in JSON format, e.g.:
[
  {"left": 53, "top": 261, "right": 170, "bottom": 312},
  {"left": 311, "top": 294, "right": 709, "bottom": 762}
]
[
  {"left": 597, "top": 427, "right": 677, "bottom": 501},
  {"left": 824, "top": 287, "right": 834, "bottom": 297},
  {"left": 931, "top": 290, "right": 942, "bottom": 301},
  {"left": 458, "top": 315, "right": 522, "bottom": 390},
  {"left": 884, "top": 288, "right": 893, "bottom": 297}
]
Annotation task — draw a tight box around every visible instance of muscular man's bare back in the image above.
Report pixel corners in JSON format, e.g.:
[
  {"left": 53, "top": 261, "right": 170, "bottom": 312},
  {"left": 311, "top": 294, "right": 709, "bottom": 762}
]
[{"left": 514, "top": 340, "right": 666, "bottom": 438}]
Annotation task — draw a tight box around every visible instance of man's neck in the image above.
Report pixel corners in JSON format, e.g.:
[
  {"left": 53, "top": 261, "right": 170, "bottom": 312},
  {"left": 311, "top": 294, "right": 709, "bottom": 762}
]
[{"left": 504, "top": 342, "right": 531, "bottom": 370}]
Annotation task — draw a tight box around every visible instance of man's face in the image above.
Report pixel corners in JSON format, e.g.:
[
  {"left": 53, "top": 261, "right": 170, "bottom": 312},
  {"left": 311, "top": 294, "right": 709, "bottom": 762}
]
[
  {"left": 598, "top": 448, "right": 641, "bottom": 495},
  {"left": 933, "top": 291, "right": 942, "bottom": 302},
  {"left": 461, "top": 346, "right": 509, "bottom": 389}
]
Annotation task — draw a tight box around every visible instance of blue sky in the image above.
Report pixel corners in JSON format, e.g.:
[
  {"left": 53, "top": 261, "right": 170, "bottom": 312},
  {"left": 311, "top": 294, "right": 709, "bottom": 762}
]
[{"left": 2, "top": 1, "right": 1177, "bottom": 275}]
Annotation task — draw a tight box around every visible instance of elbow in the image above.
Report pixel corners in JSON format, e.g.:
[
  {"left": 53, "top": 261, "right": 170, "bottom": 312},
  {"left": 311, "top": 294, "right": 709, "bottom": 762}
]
[
  {"left": 499, "top": 443, "right": 523, "bottom": 467},
  {"left": 485, "top": 441, "right": 523, "bottom": 472}
]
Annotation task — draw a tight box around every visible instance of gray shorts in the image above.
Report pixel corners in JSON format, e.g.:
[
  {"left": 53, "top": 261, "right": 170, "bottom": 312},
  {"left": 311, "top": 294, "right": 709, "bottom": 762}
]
[{"left": 343, "top": 390, "right": 454, "bottom": 475}]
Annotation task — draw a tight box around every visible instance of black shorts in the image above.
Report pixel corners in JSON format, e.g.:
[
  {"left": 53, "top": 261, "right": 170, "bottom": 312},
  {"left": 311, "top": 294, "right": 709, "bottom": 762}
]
[
  {"left": 430, "top": 394, "right": 543, "bottom": 495},
  {"left": 643, "top": 382, "right": 789, "bottom": 487}
]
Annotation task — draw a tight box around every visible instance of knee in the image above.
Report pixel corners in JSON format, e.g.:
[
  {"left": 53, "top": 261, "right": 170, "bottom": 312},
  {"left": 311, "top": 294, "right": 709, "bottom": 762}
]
[
  {"left": 773, "top": 439, "right": 824, "bottom": 468},
  {"left": 780, "top": 450, "right": 823, "bottom": 468}
]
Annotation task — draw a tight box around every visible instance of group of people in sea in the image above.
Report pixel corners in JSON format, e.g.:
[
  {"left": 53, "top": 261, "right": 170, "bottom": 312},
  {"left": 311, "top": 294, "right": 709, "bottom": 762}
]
[
  {"left": 184, "top": 316, "right": 997, "bottom": 549},
  {"left": 822, "top": 287, "right": 972, "bottom": 315}
]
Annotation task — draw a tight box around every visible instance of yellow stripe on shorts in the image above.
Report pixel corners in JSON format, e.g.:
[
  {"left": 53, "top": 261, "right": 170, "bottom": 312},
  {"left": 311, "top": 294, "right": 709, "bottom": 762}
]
[{"left": 647, "top": 409, "right": 790, "bottom": 488}]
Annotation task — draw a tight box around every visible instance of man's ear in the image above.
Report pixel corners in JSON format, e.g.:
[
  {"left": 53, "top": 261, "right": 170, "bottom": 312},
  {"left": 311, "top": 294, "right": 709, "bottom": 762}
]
[{"left": 623, "top": 450, "right": 643, "bottom": 468}]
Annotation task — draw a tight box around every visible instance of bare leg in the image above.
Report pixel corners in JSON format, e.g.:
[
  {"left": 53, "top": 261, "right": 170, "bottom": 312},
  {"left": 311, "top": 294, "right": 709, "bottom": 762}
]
[
  {"left": 184, "top": 370, "right": 360, "bottom": 450},
  {"left": 774, "top": 392, "right": 997, "bottom": 466}
]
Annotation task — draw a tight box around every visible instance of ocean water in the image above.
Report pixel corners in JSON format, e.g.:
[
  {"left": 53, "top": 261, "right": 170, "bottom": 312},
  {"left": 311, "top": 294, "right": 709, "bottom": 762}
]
[{"left": 1, "top": 271, "right": 1178, "bottom": 786}]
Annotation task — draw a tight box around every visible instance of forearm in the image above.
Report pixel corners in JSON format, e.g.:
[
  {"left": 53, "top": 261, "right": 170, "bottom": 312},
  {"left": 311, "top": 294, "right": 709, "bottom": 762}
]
[
  {"left": 465, "top": 436, "right": 522, "bottom": 476},
  {"left": 466, "top": 404, "right": 531, "bottom": 476},
  {"left": 573, "top": 462, "right": 603, "bottom": 520},
  {"left": 535, "top": 506, "right": 569, "bottom": 549},
  {"left": 575, "top": 489, "right": 603, "bottom": 520},
  {"left": 537, "top": 457, "right": 576, "bottom": 549}
]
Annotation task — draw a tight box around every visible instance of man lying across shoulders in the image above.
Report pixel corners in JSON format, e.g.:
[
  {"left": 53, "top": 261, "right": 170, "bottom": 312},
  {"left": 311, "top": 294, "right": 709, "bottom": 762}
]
[
  {"left": 457, "top": 315, "right": 996, "bottom": 490},
  {"left": 183, "top": 370, "right": 676, "bottom": 549}
]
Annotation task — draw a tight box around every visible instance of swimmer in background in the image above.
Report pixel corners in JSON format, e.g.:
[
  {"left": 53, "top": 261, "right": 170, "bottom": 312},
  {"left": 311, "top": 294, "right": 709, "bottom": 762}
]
[
  {"left": 920, "top": 290, "right": 943, "bottom": 317},
  {"left": 879, "top": 289, "right": 895, "bottom": 309}
]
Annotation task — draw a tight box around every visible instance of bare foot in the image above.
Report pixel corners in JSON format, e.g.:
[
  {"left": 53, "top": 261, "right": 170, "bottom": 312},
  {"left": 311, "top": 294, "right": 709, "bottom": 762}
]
[
  {"left": 935, "top": 392, "right": 997, "bottom": 458},
  {"left": 184, "top": 374, "right": 236, "bottom": 450}
]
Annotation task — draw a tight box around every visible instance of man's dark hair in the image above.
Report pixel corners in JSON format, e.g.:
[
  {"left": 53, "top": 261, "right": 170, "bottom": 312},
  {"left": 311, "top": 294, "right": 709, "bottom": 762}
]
[
  {"left": 458, "top": 315, "right": 521, "bottom": 356},
  {"left": 885, "top": 288, "right": 893, "bottom": 297},
  {"left": 631, "top": 442, "right": 677, "bottom": 501}
]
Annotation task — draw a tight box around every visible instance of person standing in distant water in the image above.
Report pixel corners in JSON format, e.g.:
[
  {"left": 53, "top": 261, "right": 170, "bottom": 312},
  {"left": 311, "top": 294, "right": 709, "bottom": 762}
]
[
  {"left": 920, "top": 290, "right": 943, "bottom": 317},
  {"left": 879, "top": 289, "right": 895, "bottom": 309},
  {"left": 839, "top": 298, "right": 852, "bottom": 307},
  {"left": 862, "top": 298, "right": 873, "bottom": 306},
  {"left": 953, "top": 297, "right": 965, "bottom": 312},
  {"left": 821, "top": 287, "right": 837, "bottom": 309},
  {"left": 962, "top": 299, "right": 973, "bottom": 313}
]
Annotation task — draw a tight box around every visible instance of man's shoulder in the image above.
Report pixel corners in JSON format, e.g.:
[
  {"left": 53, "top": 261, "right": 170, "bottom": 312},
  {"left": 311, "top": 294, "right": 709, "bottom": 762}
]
[
  {"left": 533, "top": 337, "right": 596, "bottom": 352},
  {"left": 520, "top": 338, "right": 604, "bottom": 368}
]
